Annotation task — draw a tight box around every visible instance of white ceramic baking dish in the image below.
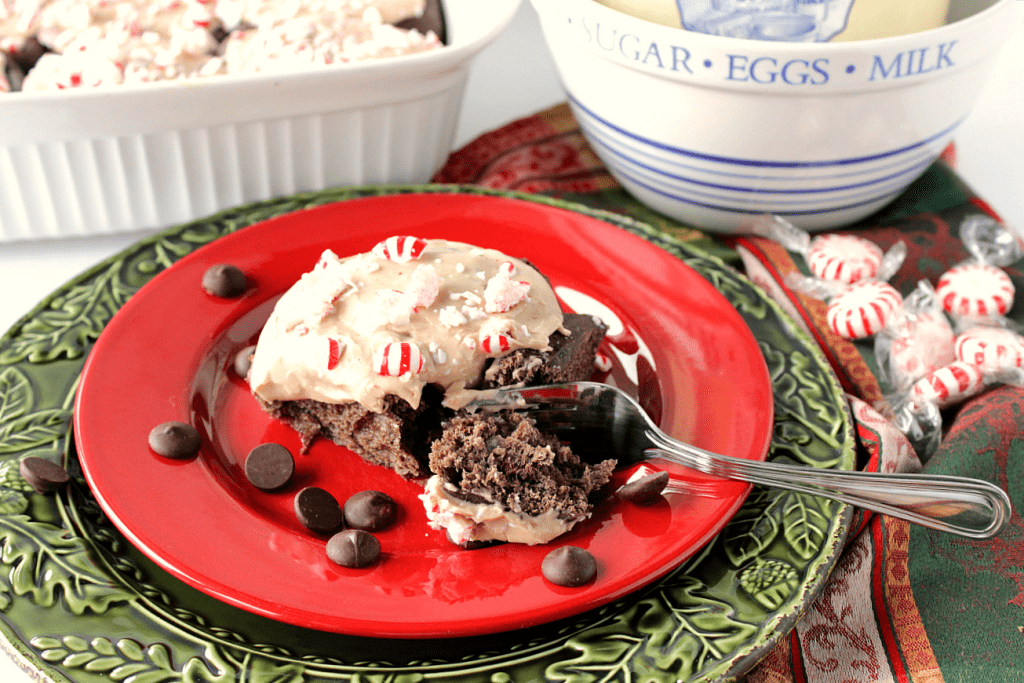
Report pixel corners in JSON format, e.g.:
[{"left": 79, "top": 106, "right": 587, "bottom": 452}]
[{"left": 0, "top": 0, "right": 521, "bottom": 241}]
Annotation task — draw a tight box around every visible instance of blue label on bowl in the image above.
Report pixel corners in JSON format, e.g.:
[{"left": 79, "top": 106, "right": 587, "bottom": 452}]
[
  {"left": 571, "top": 13, "right": 960, "bottom": 87},
  {"left": 675, "top": 0, "right": 856, "bottom": 42}
]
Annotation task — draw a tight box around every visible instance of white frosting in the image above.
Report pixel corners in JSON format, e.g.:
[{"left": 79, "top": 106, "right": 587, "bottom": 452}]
[
  {"left": 419, "top": 474, "right": 582, "bottom": 546},
  {"left": 248, "top": 238, "right": 566, "bottom": 413},
  {"left": 4, "top": 0, "right": 439, "bottom": 90}
]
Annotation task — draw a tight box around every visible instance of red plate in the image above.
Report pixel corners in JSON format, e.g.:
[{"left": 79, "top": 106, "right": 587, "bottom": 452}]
[{"left": 74, "top": 193, "right": 773, "bottom": 638}]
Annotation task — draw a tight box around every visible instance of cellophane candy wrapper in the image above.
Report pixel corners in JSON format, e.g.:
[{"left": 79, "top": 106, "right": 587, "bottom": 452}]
[
  {"left": 892, "top": 398, "right": 942, "bottom": 464},
  {"left": 743, "top": 213, "right": 907, "bottom": 295},
  {"left": 744, "top": 214, "right": 1023, "bottom": 460},
  {"left": 875, "top": 280, "right": 957, "bottom": 394},
  {"left": 744, "top": 215, "right": 909, "bottom": 340},
  {"left": 886, "top": 320, "right": 1024, "bottom": 462}
]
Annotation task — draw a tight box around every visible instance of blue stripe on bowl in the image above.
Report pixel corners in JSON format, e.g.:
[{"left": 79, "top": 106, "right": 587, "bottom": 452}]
[
  {"left": 610, "top": 162, "right": 908, "bottom": 217},
  {"left": 610, "top": 154, "right": 923, "bottom": 210},
  {"left": 579, "top": 118, "right": 939, "bottom": 184},
  {"left": 583, "top": 125, "right": 936, "bottom": 196},
  {"left": 567, "top": 93, "right": 957, "bottom": 218},
  {"left": 568, "top": 93, "right": 963, "bottom": 169}
]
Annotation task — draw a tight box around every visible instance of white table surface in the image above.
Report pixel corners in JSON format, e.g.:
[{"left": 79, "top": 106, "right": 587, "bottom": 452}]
[{"left": 0, "top": 2, "right": 1022, "bottom": 680}]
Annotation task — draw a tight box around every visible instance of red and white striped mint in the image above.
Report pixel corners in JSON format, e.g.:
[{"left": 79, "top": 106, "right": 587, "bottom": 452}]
[
  {"left": 479, "top": 334, "right": 512, "bottom": 355},
  {"left": 807, "top": 234, "right": 884, "bottom": 284},
  {"left": 909, "top": 360, "right": 985, "bottom": 409},
  {"left": 826, "top": 280, "right": 903, "bottom": 339},
  {"left": 372, "top": 236, "right": 428, "bottom": 263},
  {"left": 954, "top": 326, "right": 1024, "bottom": 373},
  {"left": 935, "top": 263, "right": 1014, "bottom": 317},
  {"left": 374, "top": 342, "right": 424, "bottom": 376}
]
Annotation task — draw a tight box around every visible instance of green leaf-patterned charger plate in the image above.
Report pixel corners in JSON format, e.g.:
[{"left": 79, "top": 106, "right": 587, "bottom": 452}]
[{"left": 0, "top": 186, "right": 854, "bottom": 683}]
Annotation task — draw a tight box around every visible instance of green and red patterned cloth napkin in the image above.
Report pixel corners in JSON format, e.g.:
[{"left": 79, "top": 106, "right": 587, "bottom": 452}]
[{"left": 435, "top": 103, "right": 1024, "bottom": 683}]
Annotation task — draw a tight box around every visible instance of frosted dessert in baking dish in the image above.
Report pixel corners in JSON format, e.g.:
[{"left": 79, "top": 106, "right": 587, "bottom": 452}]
[{"left": 0, "top": 0, "right": 443, "bottom": 91}]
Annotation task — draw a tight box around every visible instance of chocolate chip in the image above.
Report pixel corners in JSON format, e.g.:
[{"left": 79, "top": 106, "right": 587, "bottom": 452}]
[
  {"left": 294, "top": 487, "right": 343, "bottom": 534},
  {"left": 202, "top": 264, "right": 247, "bottom": 298},
  {"left": 326, "top": 529, "right": 381, "bottom": 568},
  {"left": 343, "top": 490, "right": 397, "bottom": 531},
  {"left": 393, "top": 0, "right": 446, "bottom": 44},
  {"left": 618, "top": 471, "right": 669, "bottom": 505},
  {"left": 233, "top": 345, "right": 256, "bottom": 379},
  {"left": 148, "top": 421, "right": 202, "bottom": 459},
  {"left": 244, "top": 443, "right": 294, "bottom": 491},
  {"left": 542, "top": 546, "right": 597, "bottom": 587},
  {"left": 19, "top": 457, "right": 70, "bottom": 494},
  {"left": 9, "top": 36, "right": 48, "bottom": 72}
]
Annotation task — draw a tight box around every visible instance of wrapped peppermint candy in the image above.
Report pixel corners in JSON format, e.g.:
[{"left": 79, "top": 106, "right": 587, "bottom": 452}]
[
  {"left": 887, "top": 319, "right": 1024, "bottom": 461},
  {"left": 825, "top": 280, "right": 904, "bottom": 340},
  {"left": 875, "top": 280, "right": 957, "bottom": 392},
  {"left": 744, "top": 214, "right": 907, "bottom": 288},
  {"left": 936, "top": 214, "right": 1021, "bottom": 324},
  {"left": 955, "top": 324, "right": 1024, "bottom": 374},
  {"left": 742, "top": 216, "right": 910, "bottom": 340},
  {"left": 888, "top": 359, "right": 992, "bottom": 461}
]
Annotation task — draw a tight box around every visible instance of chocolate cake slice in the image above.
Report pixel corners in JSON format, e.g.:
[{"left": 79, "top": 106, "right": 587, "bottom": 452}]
[
  {"left": 258, "top": 313, "right": 609, "bottom": 479},
  {"left": 259, "top": 386, "right": 449, "bottom": 479},
  {"left": 422, "top": 412, "right": 616, "bottom": 546}
]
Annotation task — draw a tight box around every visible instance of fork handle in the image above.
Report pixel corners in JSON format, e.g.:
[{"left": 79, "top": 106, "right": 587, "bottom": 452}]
[{"left": 644, "top": 437, "right": 1012, "bottom": 539}]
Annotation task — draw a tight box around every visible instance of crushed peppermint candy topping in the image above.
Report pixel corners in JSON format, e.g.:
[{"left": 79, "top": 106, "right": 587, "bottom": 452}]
[
  {"left": 428, "top": 340, "right": 447, "bottom": 365},
  {"left": 484, "top": 273, "right": 530, "bottom": 313},
  {"left": 248, "top": 237, "right": 566, "bottom": 413},
  {"left": 406, "top": 264, "right": 439, "bottom": 309},
  {"left": 9, "top": 0, "right": 442, "bottom": 92},
  {"left": 438, "top": 305, "right": 468, "bottom": 328},
  {"left": 374, "top": 288, "right": 412, "bottom": 326},
  {"left": 326, "top": 337, "right": 346, "bottom": 370}
]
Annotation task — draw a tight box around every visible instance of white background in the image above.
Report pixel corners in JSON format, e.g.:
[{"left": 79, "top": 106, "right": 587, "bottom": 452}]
[{"left": 0, "top": 1, "right": 1022, "bottom": 679}]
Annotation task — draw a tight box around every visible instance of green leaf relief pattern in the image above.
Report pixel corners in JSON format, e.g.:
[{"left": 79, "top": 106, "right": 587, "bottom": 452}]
[
  {"left": 32, "top": 636, "right": 180, "bottom": 683},
  {"left": 737, "top": 560, "right": 800, "bottom": 611},
  {"left": 760, "top": 344, "right": 845, "bottom": 468},
  {"left": 550, "top": 574, "right": 759, "bottom": 683},
  {"left": 780, "top": 492, "right": 835, "bottom": 562},
  {"left": 30, "top": 635, "right": 312, "bottom": 683},
  {"left": 722, "top": 488, "right": 780, "bottom": 568},
  {"left": 0, "top": 363, "right": 131, "bottom": 617},
  {"left": 0, "top": 261, "right": 137, "bottom": 365},
  {"left": 0, "top": 511, "right": 128, "bottom": 615}
]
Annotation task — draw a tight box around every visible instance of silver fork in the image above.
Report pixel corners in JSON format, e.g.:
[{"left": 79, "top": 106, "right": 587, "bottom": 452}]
[{"left": 466, "top": 381, "right": 1012, "bottom": 539}]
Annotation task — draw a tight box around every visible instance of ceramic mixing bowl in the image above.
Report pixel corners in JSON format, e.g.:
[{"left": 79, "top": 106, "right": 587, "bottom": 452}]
[{"left": 532, "top": 0, "right": 1021, "bottom": 232}]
